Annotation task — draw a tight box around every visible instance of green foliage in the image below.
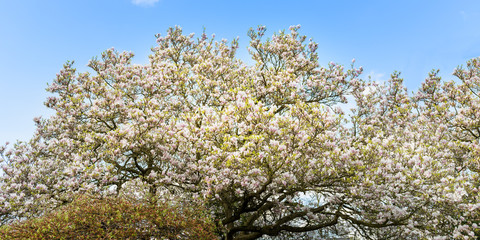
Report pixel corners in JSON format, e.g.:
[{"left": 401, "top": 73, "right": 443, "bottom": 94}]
[{"left": 0, "top": 194, "right": 217, "bottom": 239}]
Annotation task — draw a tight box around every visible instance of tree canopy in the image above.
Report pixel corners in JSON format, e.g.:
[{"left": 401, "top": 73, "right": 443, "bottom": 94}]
[{"left": 1, "top": 26, "right": 479, "bottom": 239}]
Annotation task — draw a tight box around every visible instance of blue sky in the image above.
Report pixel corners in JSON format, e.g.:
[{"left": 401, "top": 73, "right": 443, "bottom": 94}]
[{"left": 1, "top": 0, "right": 479, "bottom": 144}]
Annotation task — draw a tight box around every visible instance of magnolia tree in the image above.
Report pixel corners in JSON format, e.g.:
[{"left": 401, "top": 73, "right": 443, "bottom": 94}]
[{"left": 0, "top": 26, "right": 479, "bottom": 239}]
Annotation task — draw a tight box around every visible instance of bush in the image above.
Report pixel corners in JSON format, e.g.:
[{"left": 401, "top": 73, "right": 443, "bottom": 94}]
[{"left": 0, "top": 195, "right": 217, "bottom": 239}]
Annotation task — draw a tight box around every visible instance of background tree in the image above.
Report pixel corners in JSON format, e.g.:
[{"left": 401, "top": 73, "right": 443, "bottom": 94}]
[
  {"left": 413, "top": 59, "right": 480, "bottom": 238},
  {"left": 0, "top": 26, "right": 477, "bottom": 239}
]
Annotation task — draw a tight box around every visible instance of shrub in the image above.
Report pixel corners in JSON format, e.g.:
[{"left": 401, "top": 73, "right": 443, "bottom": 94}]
[{"left": 0, "top": 194, "right": 216, "bottom": 239}]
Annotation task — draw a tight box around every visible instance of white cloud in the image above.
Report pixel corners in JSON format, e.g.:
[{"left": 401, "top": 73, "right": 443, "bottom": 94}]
[
  {"left": 367, "top": 70, "right": 387, "bottom": 83},
  {"left": 131, "top": 0, "right": 160, "bottom": 6},
  {"left": 460, "top": 11, "right": 468, "bottom": 21},
  {"left": 362, "top": 71, "right": 386, "bottom": 96}
]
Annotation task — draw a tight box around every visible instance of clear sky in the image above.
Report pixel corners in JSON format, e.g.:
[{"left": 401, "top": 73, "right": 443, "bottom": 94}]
[{"left": 1, "top": 0, "right": 479, "bottom": 144}]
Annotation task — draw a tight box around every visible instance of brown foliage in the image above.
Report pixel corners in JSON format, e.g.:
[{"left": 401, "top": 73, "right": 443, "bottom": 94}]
[{"left": 0, "top": 195, "right": 217, "bottom": 239}]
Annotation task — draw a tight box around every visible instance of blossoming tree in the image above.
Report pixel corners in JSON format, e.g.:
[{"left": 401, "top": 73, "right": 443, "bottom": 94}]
[{"left": 1, "top": 26, "right": 478, "bottom": 239}]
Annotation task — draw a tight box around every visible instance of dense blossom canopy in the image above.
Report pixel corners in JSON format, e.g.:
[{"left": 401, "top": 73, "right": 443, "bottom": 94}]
[{"left": 1, "top": 26, "right": 479, "bottom": 239}]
